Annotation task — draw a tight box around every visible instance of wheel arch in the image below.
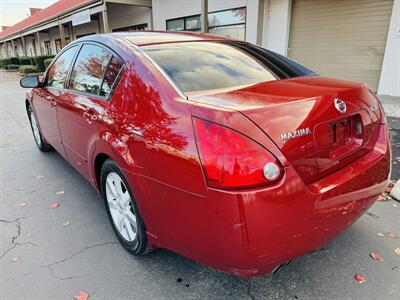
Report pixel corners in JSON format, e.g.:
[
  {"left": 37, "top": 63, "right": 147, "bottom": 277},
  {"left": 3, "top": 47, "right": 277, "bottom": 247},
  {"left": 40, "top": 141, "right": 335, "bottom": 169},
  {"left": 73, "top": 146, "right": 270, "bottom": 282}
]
[{"left": 93, "top": 152, "right": 111, "bottom": 191}]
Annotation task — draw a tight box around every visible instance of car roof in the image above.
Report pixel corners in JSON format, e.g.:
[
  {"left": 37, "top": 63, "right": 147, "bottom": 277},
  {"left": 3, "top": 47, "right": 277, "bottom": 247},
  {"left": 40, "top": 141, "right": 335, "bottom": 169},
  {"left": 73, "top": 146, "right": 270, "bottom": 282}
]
[{"left": 107, "top": 31, "right": 231, "bottom": 46}]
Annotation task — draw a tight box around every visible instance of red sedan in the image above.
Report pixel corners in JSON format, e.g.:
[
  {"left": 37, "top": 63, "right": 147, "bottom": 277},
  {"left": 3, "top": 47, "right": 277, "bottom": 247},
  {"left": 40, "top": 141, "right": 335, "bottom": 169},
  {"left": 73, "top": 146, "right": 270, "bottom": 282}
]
[{"left": 20, "top": 32, "right": 391, "bottom": 277}]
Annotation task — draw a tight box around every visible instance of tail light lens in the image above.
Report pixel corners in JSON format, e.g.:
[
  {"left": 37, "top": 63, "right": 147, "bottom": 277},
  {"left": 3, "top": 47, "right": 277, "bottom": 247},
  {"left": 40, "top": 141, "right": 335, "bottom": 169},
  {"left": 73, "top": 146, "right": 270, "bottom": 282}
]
[{"left": 193, "top": 118, "right": 283, "bottom": 190}]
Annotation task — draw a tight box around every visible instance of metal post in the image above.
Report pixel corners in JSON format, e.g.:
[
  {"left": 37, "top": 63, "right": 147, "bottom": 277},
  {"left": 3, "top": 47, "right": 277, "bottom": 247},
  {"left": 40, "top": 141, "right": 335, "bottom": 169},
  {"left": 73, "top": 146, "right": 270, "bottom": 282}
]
[
  {"left": 10, "top": 39, "right": 16, "bottom": 56},
  {"left": 35, "top": 31, "right": 42, "bottom": 55},
  {"left": 101, "top": 4, "right": 110, "bottom": 33},
  {"left": 58, "top": 20, "right": 66, "bottom": 48},
  {"left": 20, "top": 35, "right": 27, "bottom": 56},
  {"left": 68, "top": 21, "right": 74, "bottom": 41},
  {"left": 201, "top": 0, "right": 208, "bottom": 33},
  {"left": 256, "top": 0, "right": 265, "bottom": 46},
  {"left": 149, "top": 7, "right": 153, "bottom": 30}
]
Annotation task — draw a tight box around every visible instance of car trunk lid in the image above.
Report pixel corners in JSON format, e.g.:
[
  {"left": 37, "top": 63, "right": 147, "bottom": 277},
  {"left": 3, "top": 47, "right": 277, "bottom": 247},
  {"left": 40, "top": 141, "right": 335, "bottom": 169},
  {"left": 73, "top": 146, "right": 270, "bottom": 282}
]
[{"left": 188, "top": 76, "right": 381, "bottom": 184}]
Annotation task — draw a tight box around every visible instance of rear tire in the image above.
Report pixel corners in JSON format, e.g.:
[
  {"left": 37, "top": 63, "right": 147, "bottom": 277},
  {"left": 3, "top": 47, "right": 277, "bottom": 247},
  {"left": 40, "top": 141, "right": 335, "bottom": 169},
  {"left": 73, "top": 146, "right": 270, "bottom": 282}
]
[
  {"left": 27, "top": 105, "right": 53, "bottom": 152},
  {"left": 100, "top": 159, "right": 150, "bottom": 255}
]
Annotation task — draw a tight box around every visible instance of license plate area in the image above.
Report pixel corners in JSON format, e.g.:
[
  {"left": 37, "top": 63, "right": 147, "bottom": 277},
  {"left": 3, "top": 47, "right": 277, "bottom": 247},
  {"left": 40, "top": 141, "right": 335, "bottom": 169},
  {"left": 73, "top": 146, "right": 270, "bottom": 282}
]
[{"left": 314, "top": 114, "right": 363, "bottom": 167}]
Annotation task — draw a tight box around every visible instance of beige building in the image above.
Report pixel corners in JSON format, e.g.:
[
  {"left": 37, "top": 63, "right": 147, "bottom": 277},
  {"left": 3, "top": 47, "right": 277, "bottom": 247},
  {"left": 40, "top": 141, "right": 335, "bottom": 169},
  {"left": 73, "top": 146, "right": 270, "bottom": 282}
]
[{"left": 0, "top": 0, "right": 398, "bottom": 96}]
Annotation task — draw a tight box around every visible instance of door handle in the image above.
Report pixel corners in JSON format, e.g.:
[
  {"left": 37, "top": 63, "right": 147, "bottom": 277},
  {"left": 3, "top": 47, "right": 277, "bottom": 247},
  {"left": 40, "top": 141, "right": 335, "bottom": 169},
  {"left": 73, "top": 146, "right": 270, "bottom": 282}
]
[{"left": 83, "top": 108, "right": 98, "bottom": 124}]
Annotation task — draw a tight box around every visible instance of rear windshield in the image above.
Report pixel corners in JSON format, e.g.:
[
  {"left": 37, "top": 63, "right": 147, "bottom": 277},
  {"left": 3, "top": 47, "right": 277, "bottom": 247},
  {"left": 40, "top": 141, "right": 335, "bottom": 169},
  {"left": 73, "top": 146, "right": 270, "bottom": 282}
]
[{"left": 143, "top": 41, "right": 317, "bottom": 93}]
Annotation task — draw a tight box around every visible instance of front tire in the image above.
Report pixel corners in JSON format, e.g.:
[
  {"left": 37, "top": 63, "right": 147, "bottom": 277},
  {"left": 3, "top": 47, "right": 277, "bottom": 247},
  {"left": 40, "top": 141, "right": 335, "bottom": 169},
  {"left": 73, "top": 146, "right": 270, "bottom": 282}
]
[
  {"left": 100, "top": 159, "right": 149, "bottom": 255},
  {"left": 27, "top": 105, "right": 52, "bottom": 152}
]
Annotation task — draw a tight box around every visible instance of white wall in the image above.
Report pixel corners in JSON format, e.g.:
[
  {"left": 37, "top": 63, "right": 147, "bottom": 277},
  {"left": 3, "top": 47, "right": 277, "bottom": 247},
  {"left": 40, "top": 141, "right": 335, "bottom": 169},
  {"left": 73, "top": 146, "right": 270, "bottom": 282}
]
[
  {"left": 378, "top": 0, "right": 400, "bottom": 96},
  {"left": 262, "top": 0, "right": 291, "bottom": 55}
]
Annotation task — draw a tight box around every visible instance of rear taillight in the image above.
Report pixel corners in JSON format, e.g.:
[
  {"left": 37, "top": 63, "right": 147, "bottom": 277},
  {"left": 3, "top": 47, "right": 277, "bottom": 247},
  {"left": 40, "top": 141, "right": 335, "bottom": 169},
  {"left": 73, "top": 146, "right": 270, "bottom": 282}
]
[{"left": 193, "top": 118, "right": 283, "bottom": 190}]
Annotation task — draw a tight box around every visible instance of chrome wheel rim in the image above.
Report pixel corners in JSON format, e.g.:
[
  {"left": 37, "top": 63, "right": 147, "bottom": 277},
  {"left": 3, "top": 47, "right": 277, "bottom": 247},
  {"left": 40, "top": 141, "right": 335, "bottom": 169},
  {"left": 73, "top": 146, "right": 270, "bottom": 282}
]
[
  {"left": 30, "top": 109, "right": 41, "bottom": 147},
  {"left": 105, "top": 172, "right": 137, "bottom": 242}
]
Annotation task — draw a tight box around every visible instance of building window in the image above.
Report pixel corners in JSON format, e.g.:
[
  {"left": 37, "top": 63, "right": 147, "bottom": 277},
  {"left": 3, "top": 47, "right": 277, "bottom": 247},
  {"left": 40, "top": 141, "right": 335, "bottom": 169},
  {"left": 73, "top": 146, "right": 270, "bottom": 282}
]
[
  {"left": 44, "top": 41, "right": 51, "bottom": 55},
  {"left": 167, "top": 15, "right": 200, "bottom": 31},
  {"left": 112, "top": 23, "right": 148, "bottom": 32},
  {"left": 166, "top": 7, "right": 246, "bottom": 40},
  {"left": 55, "top": 39, "right": 62, "bottom": 53},
  {"left": 208, "top": 8, "right": 246, "bottom": 40}
]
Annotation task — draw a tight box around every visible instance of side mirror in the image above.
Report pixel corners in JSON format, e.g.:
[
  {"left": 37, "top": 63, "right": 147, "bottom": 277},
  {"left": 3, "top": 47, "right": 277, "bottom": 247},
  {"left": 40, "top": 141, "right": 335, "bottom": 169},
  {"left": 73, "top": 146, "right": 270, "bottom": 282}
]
[{"left": 20, "top": 76, "right": 40, "bottom": 88}]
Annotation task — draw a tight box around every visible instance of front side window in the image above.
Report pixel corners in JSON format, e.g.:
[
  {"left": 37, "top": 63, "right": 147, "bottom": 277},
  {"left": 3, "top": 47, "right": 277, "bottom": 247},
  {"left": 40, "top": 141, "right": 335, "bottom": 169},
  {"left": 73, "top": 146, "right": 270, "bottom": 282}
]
[
  {"left": 69, "top": 44, "right": 112, "bottom": 95},
  {"left": 47, "top": 45, "right": 78, "bottom": 89},
  {"left": 143, "top": 42, "right": 276, "bottom": 93}
]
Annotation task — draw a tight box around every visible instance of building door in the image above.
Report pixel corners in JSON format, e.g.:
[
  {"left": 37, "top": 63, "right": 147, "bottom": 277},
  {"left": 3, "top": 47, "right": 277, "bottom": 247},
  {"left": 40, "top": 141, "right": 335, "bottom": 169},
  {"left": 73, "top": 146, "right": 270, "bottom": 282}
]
[{"left": 288, "top": 0, "right": 393, "bottom": 91}]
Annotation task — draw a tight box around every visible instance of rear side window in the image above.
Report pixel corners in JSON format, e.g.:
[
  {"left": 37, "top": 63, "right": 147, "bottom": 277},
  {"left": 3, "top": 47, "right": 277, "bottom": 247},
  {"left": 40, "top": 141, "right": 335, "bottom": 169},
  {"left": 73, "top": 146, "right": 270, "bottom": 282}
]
[
  {"left": 69, "top": 44, "right": 111, "bottom": 95},
  {"left": 47, "top": 46, "right": 78, "bottom": 89},
  {"left": 100, "top": 56, "right": 124, "bottom": 97}
]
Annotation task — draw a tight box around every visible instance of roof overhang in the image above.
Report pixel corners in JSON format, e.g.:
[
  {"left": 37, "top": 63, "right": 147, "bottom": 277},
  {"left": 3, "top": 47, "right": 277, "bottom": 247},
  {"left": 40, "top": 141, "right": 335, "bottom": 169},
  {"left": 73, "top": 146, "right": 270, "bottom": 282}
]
[{"left": 0, "top": 0, "right": 152, "bottom": 43}]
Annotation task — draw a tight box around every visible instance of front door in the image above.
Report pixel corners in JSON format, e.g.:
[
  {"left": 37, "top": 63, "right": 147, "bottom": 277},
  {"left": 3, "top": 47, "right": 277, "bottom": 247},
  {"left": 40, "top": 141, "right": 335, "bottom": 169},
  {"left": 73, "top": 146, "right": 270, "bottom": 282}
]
[
  {"left": 57, "top": 43, "right": 123, "bottom": 181},
  {"left": 32, "top": 45, "right": 79, "bottom": 156}
]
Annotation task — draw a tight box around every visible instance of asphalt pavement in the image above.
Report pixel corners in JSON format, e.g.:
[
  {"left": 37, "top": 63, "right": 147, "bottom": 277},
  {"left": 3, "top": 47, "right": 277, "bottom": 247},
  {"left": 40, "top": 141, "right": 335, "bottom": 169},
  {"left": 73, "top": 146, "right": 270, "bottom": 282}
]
[{"left": 0, "top": 70, "right": 399, "bottom": 300}]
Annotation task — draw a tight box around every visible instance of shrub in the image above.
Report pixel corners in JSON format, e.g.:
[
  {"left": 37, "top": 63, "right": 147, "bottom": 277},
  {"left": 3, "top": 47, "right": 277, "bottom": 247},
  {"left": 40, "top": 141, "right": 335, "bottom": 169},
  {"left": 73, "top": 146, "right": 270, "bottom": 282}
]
[
  {"left": 5, "top": 64, "right": 20, "bottom": 70},
  {"left": 0, "top": 58, "right": 11, "bottom": 68},
  {"left": 18, "top": 65, "right": 40, "bottom": 74},
  {"left": 29, "top": 57, "right": 36, "bottom": 65},
  {"left": 44, "top": 58, "right": 53, "bottom": 69},
  {"left": 9, "top": 57, "right": 20, "bottom": 65},
  {"left": 18, "top": 56, "right": 32, "bottom": 65},
  {"left": 33, "top": 55, "right": 55, "bottom": 71}
]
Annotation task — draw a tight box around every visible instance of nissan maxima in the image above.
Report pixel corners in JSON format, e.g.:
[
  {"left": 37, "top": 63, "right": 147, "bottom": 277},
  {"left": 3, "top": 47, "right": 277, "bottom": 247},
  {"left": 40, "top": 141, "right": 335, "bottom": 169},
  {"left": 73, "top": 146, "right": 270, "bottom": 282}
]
[{"left": 20, "top": 32, "right": 391, "bottom": 277}]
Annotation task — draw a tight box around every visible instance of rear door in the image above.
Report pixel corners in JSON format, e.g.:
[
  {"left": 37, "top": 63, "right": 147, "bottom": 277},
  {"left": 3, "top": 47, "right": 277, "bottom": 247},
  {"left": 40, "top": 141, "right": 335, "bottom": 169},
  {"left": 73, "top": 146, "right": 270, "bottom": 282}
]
[
  {"left": 32, "top": 45, "right": 79, "bottom": 157},
  {"left": 57, "top": 43, "right": 124, "bottom": 180}
]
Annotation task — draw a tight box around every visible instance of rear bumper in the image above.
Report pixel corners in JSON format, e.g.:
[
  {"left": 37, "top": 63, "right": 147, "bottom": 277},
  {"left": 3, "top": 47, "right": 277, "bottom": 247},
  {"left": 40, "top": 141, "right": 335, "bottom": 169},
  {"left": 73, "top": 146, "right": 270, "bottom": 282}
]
[
  {"left": 213, "top": 124, "right": 391, "bottom": 277},
  {"left": 135, "top": 124, "right": 390, "bottom": 278}
]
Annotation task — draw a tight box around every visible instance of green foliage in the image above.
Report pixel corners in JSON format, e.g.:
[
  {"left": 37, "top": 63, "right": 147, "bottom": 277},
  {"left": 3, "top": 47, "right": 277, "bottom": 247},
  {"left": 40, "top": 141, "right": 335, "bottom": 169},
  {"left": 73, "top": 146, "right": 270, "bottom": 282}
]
[
  {"left": 44, "top": 58, "right": 54, "bottom": 70},
  {"left": 5, "top": 64, "right": 20, "bottom": 70},
  {"left": 18, "top": 56, "right": 31, "bottom": 65},
  {"left": 33, "top": 55, "right": 55, "bottom": 71},
  {"left": 0, "top": 58, "right": 11, "bottom": 68},
  {"left": 9, "top": 57, "right": 20, "bottom": 65},
  {"left": 18, "top": 65, "right": 40, "bottom": 74}
]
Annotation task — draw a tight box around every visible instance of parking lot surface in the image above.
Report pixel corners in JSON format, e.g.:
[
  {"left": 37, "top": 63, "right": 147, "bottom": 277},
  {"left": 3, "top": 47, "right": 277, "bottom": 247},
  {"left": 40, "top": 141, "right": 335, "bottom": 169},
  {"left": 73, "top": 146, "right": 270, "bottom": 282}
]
[{"left": 0, "top": 70, "right": 399, "bottom": 299}]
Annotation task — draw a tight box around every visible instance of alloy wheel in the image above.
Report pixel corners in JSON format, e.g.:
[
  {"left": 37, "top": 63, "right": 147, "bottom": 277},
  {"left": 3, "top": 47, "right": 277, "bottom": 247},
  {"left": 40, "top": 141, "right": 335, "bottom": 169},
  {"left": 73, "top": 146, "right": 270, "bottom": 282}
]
[
  {"left": 105, "top": 172, "right": 137, "bottom": 242},
  {"left": 30, "top": 109, "right": 42, "bottom": 147}
]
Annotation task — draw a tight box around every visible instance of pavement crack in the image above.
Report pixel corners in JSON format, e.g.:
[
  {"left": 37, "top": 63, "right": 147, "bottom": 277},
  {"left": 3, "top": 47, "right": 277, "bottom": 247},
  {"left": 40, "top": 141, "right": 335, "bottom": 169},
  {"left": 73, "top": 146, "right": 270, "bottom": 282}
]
[
  {"left": 47, "top": 265, "right": 88, "bottom": 281},
  {"left": 0, "top": 217, "right": 22, "bottom": 261},
  {"left": 41, "top": 241, "right": 117, "bottom": 281},
  {"left": 42, "top": 241, "right": 118, "bottom": 268}
]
